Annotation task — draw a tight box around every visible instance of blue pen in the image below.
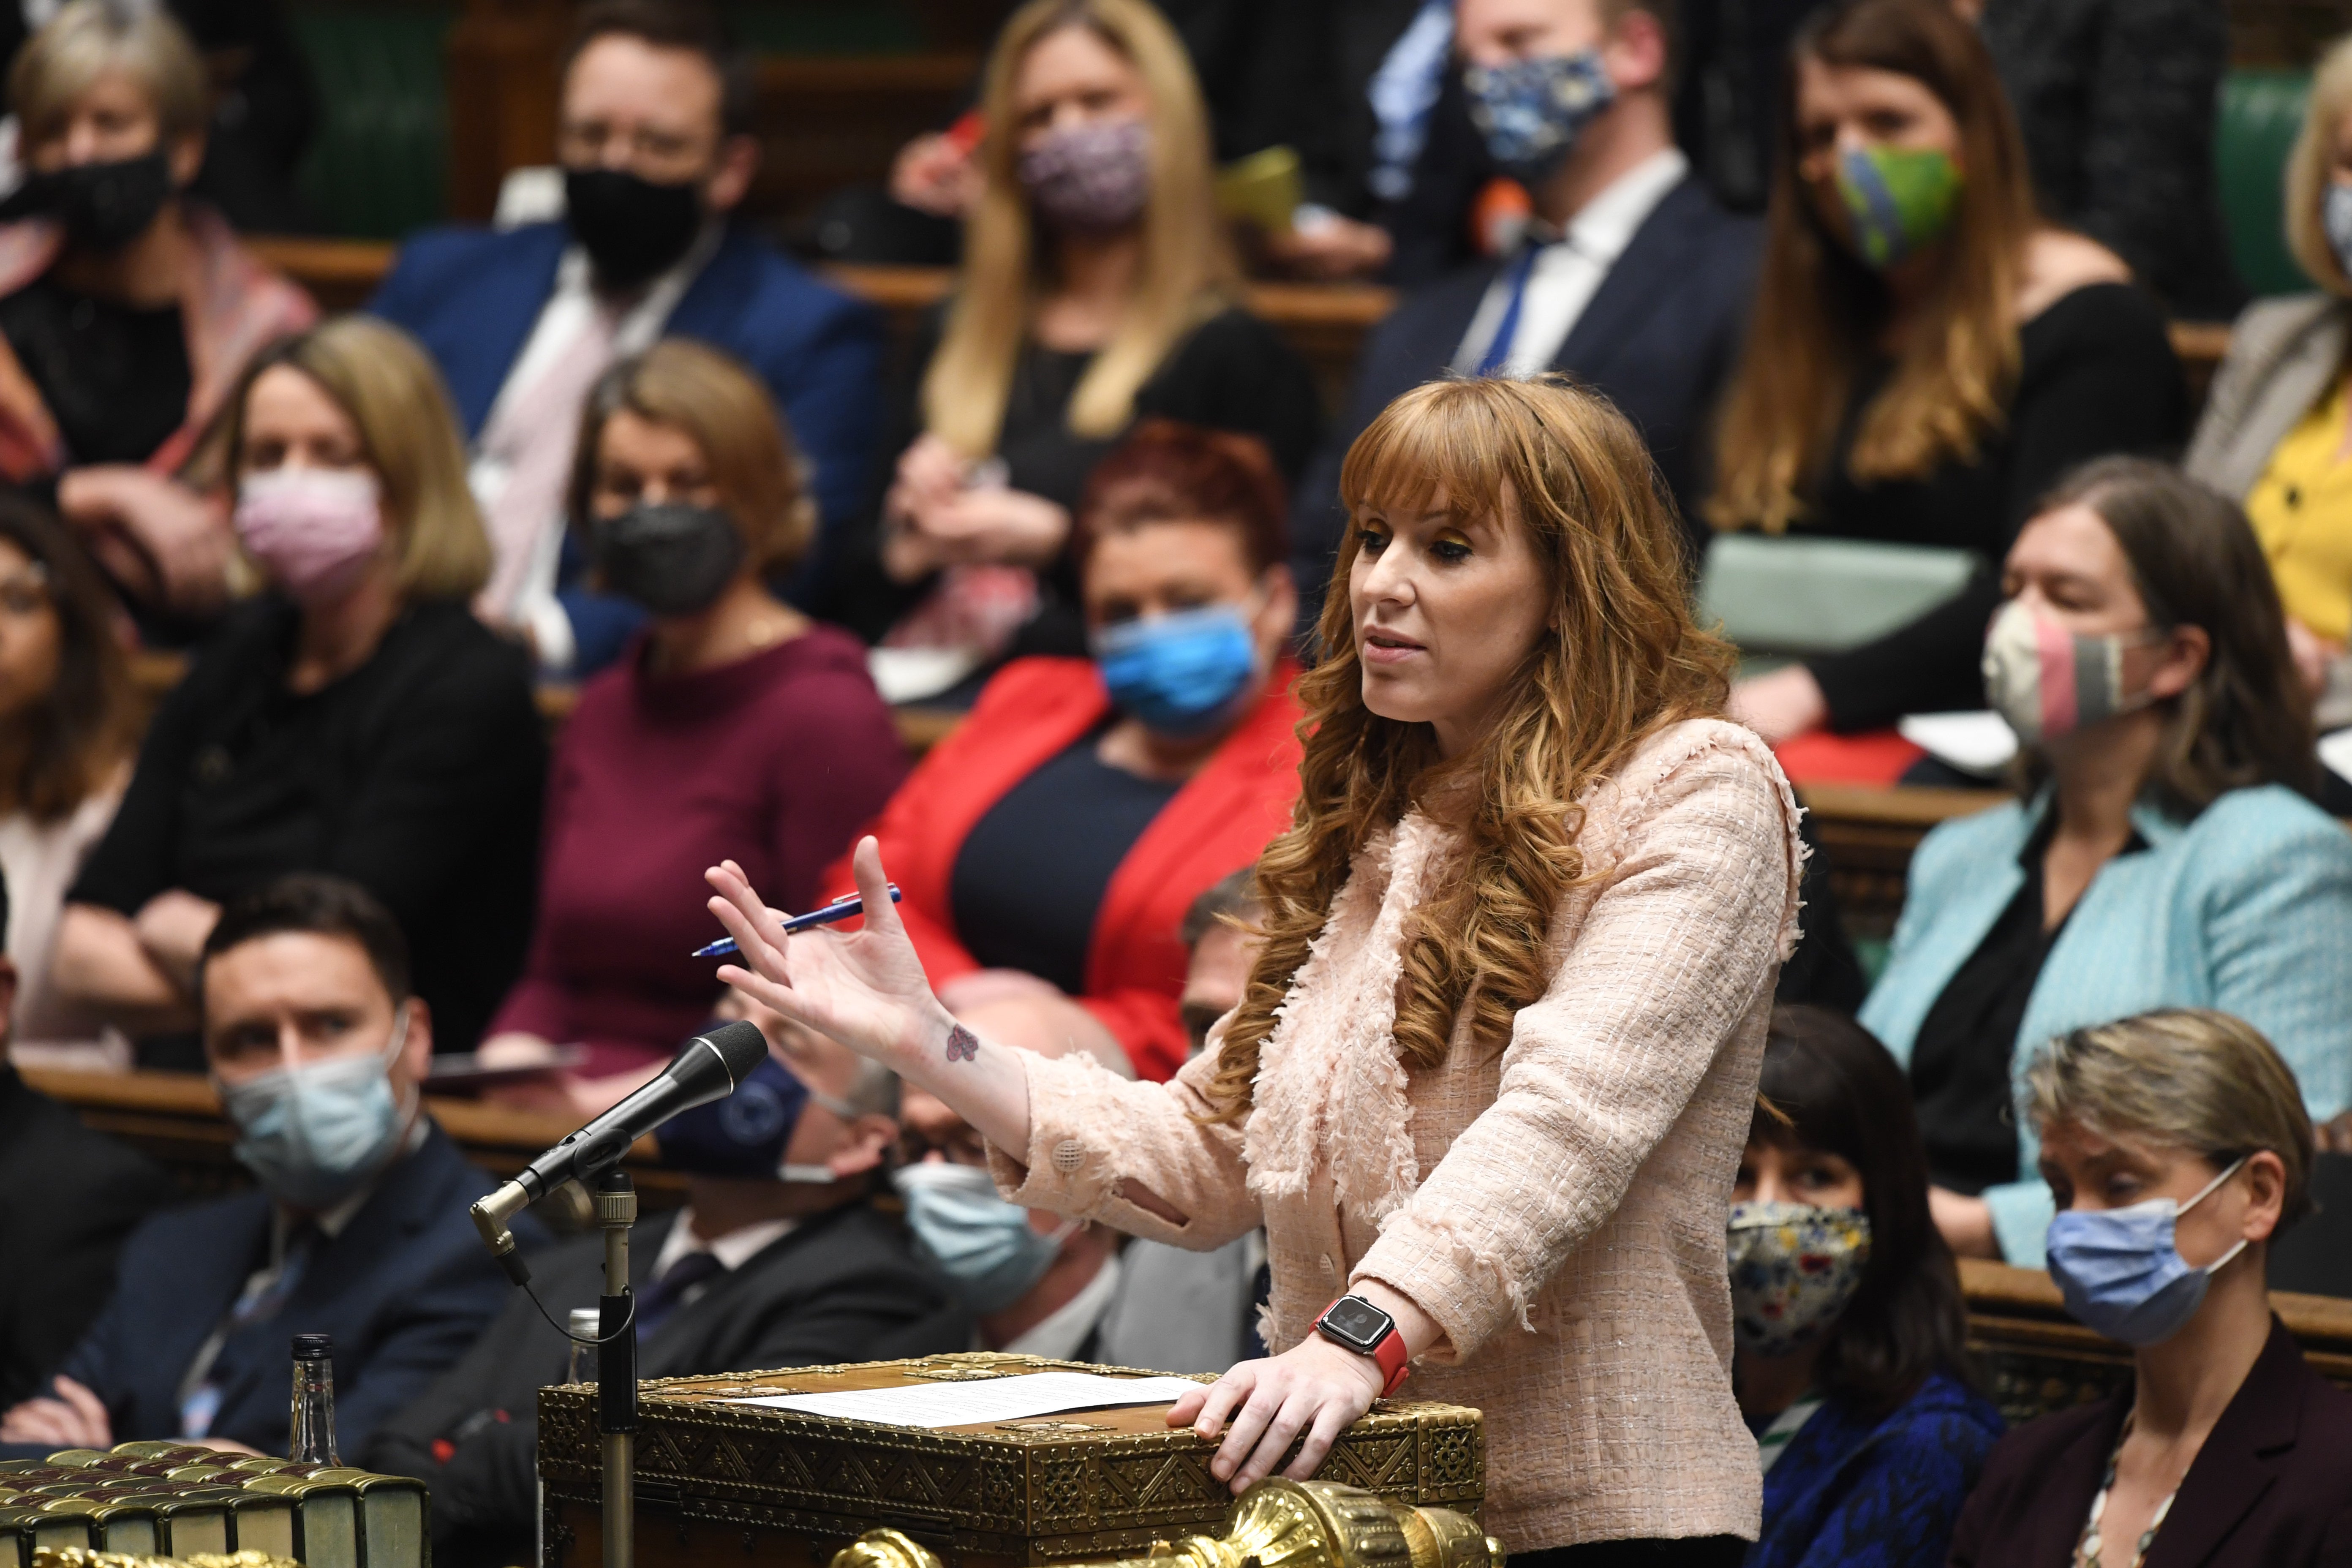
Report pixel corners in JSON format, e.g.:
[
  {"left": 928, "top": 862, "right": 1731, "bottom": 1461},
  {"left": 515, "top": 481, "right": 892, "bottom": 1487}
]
[{"left": 693, "top": 884, "right": 903, "bottom": 958}]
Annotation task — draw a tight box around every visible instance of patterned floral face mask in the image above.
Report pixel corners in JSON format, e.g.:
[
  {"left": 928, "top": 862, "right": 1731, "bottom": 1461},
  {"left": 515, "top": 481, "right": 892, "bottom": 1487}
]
[
  {"left": 1462, "top": 49, "right": 1617, "bottom": 189},
  {"left": 1727, "top": 1200, "right": 1872, "bottom": 1358}
]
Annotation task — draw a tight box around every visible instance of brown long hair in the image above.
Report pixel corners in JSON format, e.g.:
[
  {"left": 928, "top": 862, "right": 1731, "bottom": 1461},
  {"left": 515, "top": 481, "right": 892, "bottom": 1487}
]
[
  {"left": 0, "top": 498, "right": 137, "bottom": 820},
  {"left": 2020, "top": 458, "right": 2319, "bottom": 813},
  {"left": 1708, "top": 0, "right": 2041, "bottom": 533},
  {"left": 1206, "top": 378, "right": 1734, "bottom": 1119},
  {"left": 921, "top": 0, "right": 1237, "bottom": 457}
]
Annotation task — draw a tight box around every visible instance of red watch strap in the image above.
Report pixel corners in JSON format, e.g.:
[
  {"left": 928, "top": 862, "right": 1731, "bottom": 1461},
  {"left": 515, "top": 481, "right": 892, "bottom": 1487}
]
[{"left": 1320, "top": 1296, "right": 1411, "bottom": 1397}]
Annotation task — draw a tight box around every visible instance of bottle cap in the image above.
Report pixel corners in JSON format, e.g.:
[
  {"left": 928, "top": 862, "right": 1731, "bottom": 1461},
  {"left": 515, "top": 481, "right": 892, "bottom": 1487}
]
[{"left": 291, "top": 1334, "right": 332, "bottom": 1361}]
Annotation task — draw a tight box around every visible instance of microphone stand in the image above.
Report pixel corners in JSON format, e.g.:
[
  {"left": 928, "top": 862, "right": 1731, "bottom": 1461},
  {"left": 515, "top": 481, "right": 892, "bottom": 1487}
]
[{"left": 593, "top": 1170, "right": 637, "bottom": 1568}]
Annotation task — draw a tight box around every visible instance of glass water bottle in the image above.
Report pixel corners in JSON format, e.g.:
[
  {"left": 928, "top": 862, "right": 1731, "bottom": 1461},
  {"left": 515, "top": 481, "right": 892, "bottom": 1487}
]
[
  {"left": 288, "top": 1334, "right": 339, "bottom": 1465},
  {"left": 567, "top": 1308, "right": 601, "bottom": 1385}
]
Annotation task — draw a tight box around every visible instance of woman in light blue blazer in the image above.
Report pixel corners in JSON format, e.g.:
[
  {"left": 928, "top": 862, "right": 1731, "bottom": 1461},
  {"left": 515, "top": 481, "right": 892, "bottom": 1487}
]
[{"left": 1860, "top": 457, "right": 2352, "bottom": 1266}]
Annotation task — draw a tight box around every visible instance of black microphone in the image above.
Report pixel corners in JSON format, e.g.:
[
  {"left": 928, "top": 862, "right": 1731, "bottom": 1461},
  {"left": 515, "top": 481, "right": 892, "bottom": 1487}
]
[{"left": 469, "top": 1019, "right": 769, "bottom": 1280}]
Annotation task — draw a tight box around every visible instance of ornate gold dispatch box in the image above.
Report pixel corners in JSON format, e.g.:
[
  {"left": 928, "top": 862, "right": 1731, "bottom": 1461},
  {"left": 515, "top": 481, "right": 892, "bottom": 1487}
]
[{"left": 536, "top": 1353, "right": 1483, "bottom": 1568}]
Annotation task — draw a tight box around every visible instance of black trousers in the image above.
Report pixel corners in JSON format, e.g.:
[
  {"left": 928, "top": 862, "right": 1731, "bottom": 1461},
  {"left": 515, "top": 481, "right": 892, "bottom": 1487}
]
[{"left": 1508, "top": 1537, "right": 1749, "bottom": 1568}]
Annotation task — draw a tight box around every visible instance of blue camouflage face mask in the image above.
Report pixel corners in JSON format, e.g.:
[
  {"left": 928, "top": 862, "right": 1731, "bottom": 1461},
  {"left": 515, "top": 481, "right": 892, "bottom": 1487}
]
[
  {"left": 1091, "top": 602, "right": 1261, "bottom": 739},
  {"left": 1462, "top": 49, "right": 1617, "bottom": 189},
  {"left": 220, "top": 1005, "right": 413, "bottom": 1211},
  {"left": 658, "top": 1049, "right": 858, "bottom": 1182},
  {"left": 2044, "top": 1157, "right": 2249, "bottom": 1347},
  {"left": 891, "top": 1160, "right": 1075, "bottom": 1314}
]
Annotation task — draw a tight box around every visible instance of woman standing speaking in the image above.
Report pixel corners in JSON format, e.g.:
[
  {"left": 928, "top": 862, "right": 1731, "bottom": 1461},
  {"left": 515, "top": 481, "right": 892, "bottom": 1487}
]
[{"left": 706, "top": 378, "right": 1806, "bottom": 1566}]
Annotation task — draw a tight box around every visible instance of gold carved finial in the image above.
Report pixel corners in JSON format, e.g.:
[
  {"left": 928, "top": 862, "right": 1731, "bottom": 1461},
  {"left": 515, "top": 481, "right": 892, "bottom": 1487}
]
[{"left": 825, "top": 1481, "right": 1503, "bottom": 1568}]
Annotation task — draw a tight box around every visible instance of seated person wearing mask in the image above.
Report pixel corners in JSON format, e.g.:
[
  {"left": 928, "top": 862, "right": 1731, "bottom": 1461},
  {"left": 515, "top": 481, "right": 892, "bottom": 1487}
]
[
  {"left": 814, "top": 419, "right": 1303, "bottom": 1085},
  {"left": 818, "top": 0, "right": 1320, "bottom": 668},
  {"left": 52, "top": 316, "right": 545, "bottom": 1064},
  {"left": 0, "top": 0, "right": 315, "bottom": 641},
  {"left": 895, "top": 1021, "right": 1128, "bottom": 1359},
  {"left": 1718, "top": 0, "right": 2184, "bottom": 743},
  {"left": 0, "top": 866, "right": 169, "bottom": 1408},
  {"left": 2186, "top": 34, "right": 2352, "bottom": 716},
  {"left": 1732, "top": 1005, "right": 2001, "bottom": 1568},
  {"left": 477, "top": 342, "right": 906, "bottom": 1118},
  {"left": 1291, "top": 0, "right": 1760, "bottom": 599},
  {"left": 369, "top": 0, "right": 883, "bottom": 671},
  {"left": 0, "top": 874, "right": 525, "bottom": 1457},
  {"left": 1094, "top": 868, "right": 1269, "bottom": 1376},
  {"left": 1860, "top": 459, "right": 2352, "bottom": 1265},
  {"left": 1952, "top": 1009, "right": 2352, "bottom": 1566},
  {"left": 364, "top": 991, "right": 966, "bottom": 1568}
]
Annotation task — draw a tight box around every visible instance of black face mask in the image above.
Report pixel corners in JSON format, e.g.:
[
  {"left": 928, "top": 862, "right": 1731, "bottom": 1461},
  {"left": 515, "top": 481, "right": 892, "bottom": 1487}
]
[
  {"left": 564, "top": 167, "right": 702, "bottom": 290},
  {"left": 16, "top": 150, "right": 174, "bottom": 251},
  {"left": 591, "top": 502, "right": 745, "bottom": 618}
]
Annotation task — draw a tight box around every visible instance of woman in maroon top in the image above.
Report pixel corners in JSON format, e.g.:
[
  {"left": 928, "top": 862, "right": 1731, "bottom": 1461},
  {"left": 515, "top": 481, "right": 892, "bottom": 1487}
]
[{"left": 480, "top": 342, "right": 906, "bottom": 1114}]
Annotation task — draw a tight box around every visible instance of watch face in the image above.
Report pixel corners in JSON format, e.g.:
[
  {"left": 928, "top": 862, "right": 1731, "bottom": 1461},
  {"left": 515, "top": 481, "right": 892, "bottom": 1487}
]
[{"left": 1322, "top": 1296, "right": 1391, "bottom": 1348}]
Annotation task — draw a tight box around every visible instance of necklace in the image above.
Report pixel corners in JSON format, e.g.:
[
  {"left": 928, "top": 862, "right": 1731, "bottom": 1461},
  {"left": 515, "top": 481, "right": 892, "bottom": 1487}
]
[{"left": 2073, "top": 1414, "right": 2180, "bottom": 1568}]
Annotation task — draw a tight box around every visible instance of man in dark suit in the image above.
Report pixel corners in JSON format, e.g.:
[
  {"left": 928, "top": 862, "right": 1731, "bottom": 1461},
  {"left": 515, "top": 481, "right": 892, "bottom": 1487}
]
[
  {"left": 368, "top": 0, "right": 882, "bottom": 669},
  {"left": 0, "top": 871, "right": 171, "bottom": 1409},
  {"left": 1292, "top": 0, "right": 1761, "bottom": 612},
  {"left": 363, "top": 996, "right": 968, "bottom": 1568},
  {"left": 0, "top": 875, "right": 521, "bottom": 1458}
]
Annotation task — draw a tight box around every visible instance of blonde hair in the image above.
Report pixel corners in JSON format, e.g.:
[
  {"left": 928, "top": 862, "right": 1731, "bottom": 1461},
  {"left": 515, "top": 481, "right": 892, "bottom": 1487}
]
[
  {"left": 2023, "top": 1008, "right": 2316, "bottom": 1228},
  {"left": 568, "top": 340, "right": 816, "bottom": 573},
  {"left": 1207, "top": 377, "right": 1734, "bottom": 1119},
  {"left": 2285, "top": 35, "right": 2352, "bottom": 295},
  {"left": 920, "top": 0, "right": 1237, "bottom": 457},
  {"left": 1708, "top": 0, "right": 2042, "bottom": 532},
  {"left": 214, "top": 316, "right": 492, "bottom": 602},
  {"left": 11, "top": 0, "right": 208, "bottom": 147}
]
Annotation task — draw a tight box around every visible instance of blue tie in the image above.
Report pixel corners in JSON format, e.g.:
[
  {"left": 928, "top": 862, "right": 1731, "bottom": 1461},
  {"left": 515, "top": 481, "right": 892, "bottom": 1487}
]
[{"left": 1474, "top": 244, "right": 1542, "bottom": 378}]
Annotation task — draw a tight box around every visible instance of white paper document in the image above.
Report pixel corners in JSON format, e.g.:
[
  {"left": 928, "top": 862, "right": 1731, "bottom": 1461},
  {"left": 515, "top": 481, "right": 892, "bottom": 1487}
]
[
  {"left": 724, "top": 1371, "right": 1206, "bottom": 1430},
  {"left": 1897, "top": 710, "right": 2019, "bottom": 778}
]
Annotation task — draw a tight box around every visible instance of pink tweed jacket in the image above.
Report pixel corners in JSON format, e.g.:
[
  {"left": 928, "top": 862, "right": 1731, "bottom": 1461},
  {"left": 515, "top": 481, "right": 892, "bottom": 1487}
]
[{"left": 991, "top": 719, "right": 1806, "bottom": 1551}]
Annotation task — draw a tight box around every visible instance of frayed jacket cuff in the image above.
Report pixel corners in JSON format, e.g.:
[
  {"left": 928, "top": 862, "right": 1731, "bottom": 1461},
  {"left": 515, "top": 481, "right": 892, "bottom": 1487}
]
[{"left": 1352, "top": 1212, "right": 1524, "bottom": 1366}]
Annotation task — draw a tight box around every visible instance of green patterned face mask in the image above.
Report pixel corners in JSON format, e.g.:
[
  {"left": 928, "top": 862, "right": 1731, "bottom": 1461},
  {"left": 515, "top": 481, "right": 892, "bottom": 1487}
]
[{"left": 1829, "top": 144, "right": 1962, "bottom": 269}]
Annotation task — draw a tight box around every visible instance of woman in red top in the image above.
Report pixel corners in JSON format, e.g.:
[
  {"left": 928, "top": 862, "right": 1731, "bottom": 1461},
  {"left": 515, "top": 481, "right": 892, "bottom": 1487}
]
[{"left": 822, "top": 420, "right": 1302, "bottom": 1083}]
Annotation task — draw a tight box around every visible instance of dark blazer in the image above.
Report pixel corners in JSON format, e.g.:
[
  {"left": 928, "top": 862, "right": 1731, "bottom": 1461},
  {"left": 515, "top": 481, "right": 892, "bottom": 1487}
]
[
  {"left": 34, "top": 1122, "right": 522, "bottom": 1458},
  {"left": 1949, "top": 1317, "right": 2352, "bottom": 1567},
  {"left": 1289, "top": 173, "right": 1761, "bottom": 610},
  {"left": 0, "top": 1067, "right": 171, "bottom": 1407},
  {"left": 361, "top": 1202, "right": 970, "bottom": 1568},
  {"left": 368, "top": 219, "right": 885, "bottom": 619}
]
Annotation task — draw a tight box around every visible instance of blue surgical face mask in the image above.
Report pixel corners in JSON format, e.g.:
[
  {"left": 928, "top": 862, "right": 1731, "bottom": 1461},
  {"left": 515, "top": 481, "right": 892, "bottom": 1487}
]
[
  {"left": 2044, "top": 1157, "right": 2249, "bottom": 1347},
  {"left": 658, "top": 1049, "right": 858, "bottom": 1182},
  {"left": 891, "top": 1160, "right": 1075, "bottom": 1314},
  {"left": 1462, "top": 49, "right": 1617, "bottom": 190},
  {"left": 219, "top": 1004, "right": 414, "bottom": 1211},
  {"left": 1090, "top": 602, "right": 1261, "bottom": 739}
]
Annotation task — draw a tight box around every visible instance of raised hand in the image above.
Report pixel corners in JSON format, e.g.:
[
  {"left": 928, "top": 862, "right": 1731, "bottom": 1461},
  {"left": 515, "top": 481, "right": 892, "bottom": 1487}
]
[{"left": 705, "top": 837, "right": 947, "bottom": 1070}]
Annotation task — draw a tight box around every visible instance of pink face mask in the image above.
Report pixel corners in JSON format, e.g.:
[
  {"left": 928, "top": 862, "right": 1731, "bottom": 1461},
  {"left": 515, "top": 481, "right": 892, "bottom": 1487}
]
[{"left": 234, "top": 468, "right": 385, "bottom": 605}]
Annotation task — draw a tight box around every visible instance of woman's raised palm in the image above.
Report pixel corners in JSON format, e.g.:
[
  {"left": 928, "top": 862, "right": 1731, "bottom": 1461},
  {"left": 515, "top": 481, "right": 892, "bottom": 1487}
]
[{"left": 704, "top": 840, "right": 940, "bottom": 1064}]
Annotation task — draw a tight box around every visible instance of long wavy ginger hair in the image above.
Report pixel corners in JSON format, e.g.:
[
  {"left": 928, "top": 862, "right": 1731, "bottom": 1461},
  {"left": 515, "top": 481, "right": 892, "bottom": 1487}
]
[{"left": 1205, "top": 378, "right": 1734, "bottom": 1120}]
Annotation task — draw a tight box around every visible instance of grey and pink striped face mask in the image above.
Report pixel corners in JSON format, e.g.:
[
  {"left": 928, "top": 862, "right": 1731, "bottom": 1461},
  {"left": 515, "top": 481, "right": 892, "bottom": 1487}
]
[{"left": 1981, "top": 598, "right": 2159, "bottom": 746}]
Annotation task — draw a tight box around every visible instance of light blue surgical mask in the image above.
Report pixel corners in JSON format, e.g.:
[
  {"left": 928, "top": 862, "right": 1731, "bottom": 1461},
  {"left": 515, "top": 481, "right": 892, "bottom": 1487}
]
[
  {"left": 1090, "top": 602, "right": 1260, "bottom": 739},
  {"left": 891, "top": 1160, "right": 1075, "bottom": 1314},
  {"left": 2044, "top": 1156, "right": 2249, "bottom": 1347},
  {"left": 1462, "top": 49, "right": 1617, "bottom": 190},
  {"left": 220, "top": 1004, "right": 414, "bottom": 1211}
]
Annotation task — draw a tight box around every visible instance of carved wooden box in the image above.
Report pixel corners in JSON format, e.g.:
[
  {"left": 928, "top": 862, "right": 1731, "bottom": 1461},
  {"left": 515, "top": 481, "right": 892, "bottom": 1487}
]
[{"left": 537, "top": 1353, "right": 1484, "bottom": 1568}]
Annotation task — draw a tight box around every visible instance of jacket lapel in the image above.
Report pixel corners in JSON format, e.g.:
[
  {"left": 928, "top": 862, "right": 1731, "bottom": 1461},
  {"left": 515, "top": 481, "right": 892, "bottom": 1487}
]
[
  {"left": 2145, "top": 1320, "right": 2303, "bottom": 1568},
  {"left": 449, "top": 226, "right": 569, "bottom": 436},
  {"left": 664, "top": 227, "right": 756, "bottom": 345},
  {"left": 1550, "top": 177, "right": 1707, "bottom": 378},
  {"left": 2208, "top": 302, "right": 2349, "bottom": 502},
  {"left": 2026, "top": 1398, "right": 2133, "bottom": 1566}
]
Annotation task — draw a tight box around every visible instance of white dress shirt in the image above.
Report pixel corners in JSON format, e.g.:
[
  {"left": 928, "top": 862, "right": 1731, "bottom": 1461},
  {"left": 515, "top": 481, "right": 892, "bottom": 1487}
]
[
  {"left": 467, "top": 224, "right": 719, "bottom": 670},
  {"left": 1451, "top": 147, "right": 1689, "bottom": 378}
]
